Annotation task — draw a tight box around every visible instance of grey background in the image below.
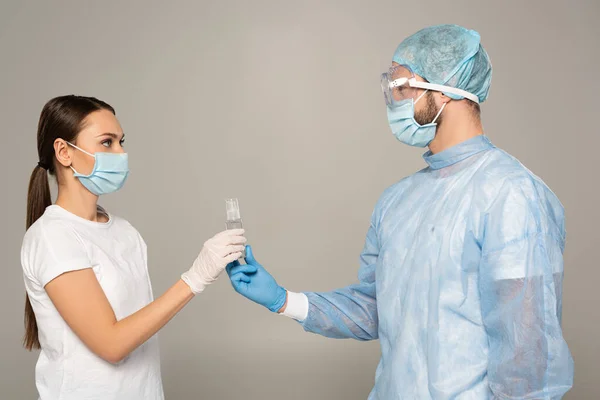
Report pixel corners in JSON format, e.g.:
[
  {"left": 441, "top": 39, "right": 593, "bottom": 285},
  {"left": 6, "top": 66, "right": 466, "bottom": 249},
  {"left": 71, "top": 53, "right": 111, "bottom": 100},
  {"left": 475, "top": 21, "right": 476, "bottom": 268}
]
[{"left": 1, "top": 0, "right": 598, "bottom": 399}]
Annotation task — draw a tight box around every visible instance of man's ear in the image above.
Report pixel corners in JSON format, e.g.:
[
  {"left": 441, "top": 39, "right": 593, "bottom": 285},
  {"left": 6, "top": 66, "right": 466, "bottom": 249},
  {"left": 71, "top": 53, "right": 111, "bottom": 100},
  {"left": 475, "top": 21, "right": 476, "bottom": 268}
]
[{"left": 437, "top": 91, "right": 452, "bottom": 106}]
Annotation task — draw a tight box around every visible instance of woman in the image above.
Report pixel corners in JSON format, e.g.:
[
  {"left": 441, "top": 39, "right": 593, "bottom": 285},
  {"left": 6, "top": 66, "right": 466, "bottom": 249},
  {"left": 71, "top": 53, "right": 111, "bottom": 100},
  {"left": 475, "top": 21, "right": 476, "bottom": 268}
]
[{"left": 21, "top": 95, "right": 247, "bottom": 399}]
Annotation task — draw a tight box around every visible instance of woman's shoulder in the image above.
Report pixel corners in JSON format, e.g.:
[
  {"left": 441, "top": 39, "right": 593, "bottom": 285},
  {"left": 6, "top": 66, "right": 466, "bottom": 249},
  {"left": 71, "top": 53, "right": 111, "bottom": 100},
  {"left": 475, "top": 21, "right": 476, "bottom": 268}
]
[
  {"left": 23, "top": 205, "right": 142, "bottom": 246},
  {"left": 23, "top": 205, "right": 120, "bottom": 243},
  {"left": 23, "top": 206, "right": 74, "bottom": 242},
  {"left": 21, "top": 208, "right": 88, "bottom": 280}
]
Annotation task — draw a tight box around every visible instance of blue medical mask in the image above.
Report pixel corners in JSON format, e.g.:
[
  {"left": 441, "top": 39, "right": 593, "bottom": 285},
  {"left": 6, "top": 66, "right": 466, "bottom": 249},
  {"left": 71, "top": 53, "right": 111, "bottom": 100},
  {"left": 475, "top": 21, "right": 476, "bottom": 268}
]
[
  {"left": 68, "top": 142, "right": 129, "bottom": 196},
  {"left": 386, "top": 91, "right": 446, "bottom": 148}
]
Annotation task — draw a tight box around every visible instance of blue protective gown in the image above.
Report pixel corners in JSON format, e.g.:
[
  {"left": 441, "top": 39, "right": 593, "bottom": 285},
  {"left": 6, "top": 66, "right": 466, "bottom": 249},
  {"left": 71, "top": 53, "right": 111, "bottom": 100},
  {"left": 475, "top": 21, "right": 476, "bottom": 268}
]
[{"left": 302, "top": 135, "right": 573, "bottom": 399}]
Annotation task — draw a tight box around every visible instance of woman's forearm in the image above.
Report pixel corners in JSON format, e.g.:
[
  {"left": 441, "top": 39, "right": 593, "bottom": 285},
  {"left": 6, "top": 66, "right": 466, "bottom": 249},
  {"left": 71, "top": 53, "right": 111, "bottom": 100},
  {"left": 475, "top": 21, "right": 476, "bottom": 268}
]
[{"left": 106, "top": 280, "right": 194, "bottom": 363}]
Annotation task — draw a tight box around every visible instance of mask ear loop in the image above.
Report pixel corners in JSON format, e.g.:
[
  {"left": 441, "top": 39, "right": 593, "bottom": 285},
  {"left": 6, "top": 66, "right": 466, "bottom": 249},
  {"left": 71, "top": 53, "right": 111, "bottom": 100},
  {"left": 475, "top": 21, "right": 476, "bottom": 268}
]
[
  {"left": 67, "top": 141, "right": 95, "bottom": 157},
  {"left": 66, "top": 141, "right": 95, "bottom": 175},
  {"left": 414, "top": 89, "right": 429, "bottom": 104},
  {"left": 414, "top": 90, "right": 447, "bottom": 124},
  {"left": 432, "top": 102, "right": 446, "bottom": 124}
]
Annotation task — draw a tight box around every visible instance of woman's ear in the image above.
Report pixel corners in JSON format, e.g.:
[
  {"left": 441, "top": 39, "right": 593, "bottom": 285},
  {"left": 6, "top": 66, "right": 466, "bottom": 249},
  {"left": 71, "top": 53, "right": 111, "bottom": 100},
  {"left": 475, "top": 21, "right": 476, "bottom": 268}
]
[{"left": 54, "top": 139, "right": 72, "bottom": 168}]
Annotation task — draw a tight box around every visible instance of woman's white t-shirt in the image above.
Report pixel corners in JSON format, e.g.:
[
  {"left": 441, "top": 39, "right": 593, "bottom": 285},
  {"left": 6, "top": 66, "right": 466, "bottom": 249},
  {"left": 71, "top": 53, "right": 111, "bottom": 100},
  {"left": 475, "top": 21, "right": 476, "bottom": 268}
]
[{"left": 21, "top": 205, "right": 164, "bottom": 400}]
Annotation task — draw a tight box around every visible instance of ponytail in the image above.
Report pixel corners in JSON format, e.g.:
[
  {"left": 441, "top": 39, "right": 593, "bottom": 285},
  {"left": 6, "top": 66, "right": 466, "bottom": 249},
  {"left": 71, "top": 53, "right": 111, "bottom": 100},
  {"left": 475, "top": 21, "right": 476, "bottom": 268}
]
[
  {"left": 23, "top": 164, "right": 52, "bottom": 350},
  {"left": 27, "top": 165, "right": 51, "bottom": 230}
]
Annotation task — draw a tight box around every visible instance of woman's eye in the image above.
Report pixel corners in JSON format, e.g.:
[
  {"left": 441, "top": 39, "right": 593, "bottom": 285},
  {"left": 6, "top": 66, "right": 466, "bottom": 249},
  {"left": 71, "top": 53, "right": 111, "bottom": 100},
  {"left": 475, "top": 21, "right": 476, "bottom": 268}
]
[
  {"left": 119, "top": 138, "right": 125, "bottom": 147},
  {"left": 101, "top": 139, "right": 112, "bottom": 147}
]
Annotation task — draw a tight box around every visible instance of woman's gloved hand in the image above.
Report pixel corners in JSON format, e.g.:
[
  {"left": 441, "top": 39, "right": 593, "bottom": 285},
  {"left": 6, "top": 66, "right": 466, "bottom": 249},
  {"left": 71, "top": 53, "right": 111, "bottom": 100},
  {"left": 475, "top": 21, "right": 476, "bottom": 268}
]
[{"left": 181, "top": 229, "right": 246, "bottom": 294}]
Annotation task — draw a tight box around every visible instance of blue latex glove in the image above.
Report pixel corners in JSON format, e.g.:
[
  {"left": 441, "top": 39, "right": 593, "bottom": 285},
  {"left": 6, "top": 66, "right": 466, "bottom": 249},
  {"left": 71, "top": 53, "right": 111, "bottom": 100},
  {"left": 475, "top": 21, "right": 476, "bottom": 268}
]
[{"left": 226, "top": 245, "right": 287, "bottom": 313}]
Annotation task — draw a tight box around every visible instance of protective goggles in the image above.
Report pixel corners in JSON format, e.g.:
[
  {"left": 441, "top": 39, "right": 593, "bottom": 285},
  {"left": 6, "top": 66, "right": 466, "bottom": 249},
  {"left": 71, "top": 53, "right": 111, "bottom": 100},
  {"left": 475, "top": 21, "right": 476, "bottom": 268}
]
[{"left": 381, "top": 65, "right": 479, "bottom": 106}]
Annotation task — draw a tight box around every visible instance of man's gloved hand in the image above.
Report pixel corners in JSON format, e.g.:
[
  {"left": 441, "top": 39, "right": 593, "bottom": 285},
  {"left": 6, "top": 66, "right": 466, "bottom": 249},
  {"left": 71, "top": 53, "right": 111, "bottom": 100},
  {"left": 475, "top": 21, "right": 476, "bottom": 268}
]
[{"left": 226, "top": 245, "right": 287, "bottom": 313}]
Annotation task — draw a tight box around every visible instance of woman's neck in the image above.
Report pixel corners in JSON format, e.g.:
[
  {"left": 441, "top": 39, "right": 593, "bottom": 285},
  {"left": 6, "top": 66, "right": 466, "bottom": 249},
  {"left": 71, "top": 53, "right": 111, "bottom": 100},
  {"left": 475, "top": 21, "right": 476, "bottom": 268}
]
[{"left": 55, "top": 185, "right": 101, "bottom": 222}]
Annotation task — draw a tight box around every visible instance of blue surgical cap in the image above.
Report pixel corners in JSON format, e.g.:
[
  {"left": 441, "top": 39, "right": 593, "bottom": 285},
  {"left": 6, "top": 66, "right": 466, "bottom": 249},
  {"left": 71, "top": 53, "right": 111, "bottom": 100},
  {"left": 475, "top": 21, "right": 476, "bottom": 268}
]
[{"left": 393, "top": 24, "right": 492, "bottom": 103}]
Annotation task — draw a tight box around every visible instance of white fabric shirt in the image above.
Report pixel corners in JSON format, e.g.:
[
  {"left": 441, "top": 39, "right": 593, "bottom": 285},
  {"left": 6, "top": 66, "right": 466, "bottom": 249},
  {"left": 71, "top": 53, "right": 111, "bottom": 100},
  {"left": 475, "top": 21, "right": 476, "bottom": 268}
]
[{"left": 21, "top": 205, "right": 164, "bottom": 400}]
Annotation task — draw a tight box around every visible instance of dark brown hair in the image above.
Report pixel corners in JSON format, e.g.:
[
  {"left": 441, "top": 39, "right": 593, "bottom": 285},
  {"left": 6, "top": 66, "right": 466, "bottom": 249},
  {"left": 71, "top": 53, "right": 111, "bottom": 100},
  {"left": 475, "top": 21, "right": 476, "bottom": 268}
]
[{"left": 24, "top": 95, "right": 115, "bottom": 350}]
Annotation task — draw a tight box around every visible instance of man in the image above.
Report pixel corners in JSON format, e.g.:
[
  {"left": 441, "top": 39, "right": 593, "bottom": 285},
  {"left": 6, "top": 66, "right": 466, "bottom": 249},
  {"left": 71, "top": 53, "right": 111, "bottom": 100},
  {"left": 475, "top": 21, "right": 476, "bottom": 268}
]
[{"left": 227, "top": 24, "right": 574, "bottom": 399}]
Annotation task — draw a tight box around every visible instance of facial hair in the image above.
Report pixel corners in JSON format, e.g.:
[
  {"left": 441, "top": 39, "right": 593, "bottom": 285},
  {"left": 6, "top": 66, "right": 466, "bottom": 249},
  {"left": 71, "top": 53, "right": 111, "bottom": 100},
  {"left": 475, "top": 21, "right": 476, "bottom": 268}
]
[{"left": 414, "top": 91, "right": 442, "bottom": 127}]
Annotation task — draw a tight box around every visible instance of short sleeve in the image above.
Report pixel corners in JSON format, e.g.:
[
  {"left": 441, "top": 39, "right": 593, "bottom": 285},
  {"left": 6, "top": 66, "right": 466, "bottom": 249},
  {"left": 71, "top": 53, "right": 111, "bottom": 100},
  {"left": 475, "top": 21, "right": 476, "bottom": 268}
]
[{"left": 22, "top": 220, "right": 92, "bottom": 287}]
